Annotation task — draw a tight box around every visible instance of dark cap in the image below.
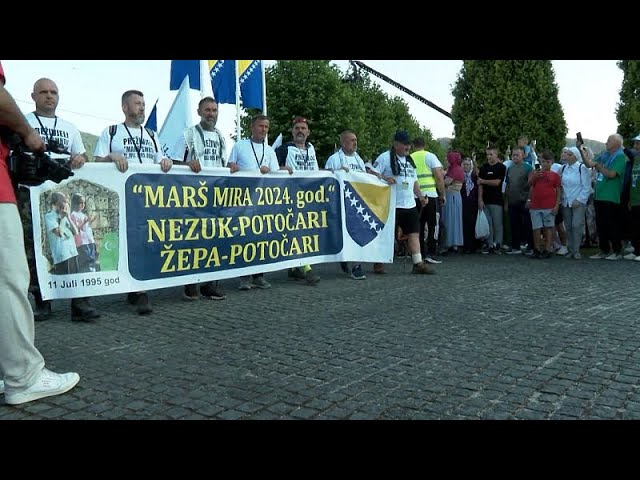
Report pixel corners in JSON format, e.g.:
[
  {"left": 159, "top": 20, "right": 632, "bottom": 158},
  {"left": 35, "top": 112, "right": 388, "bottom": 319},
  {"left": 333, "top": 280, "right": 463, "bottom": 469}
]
[
  {"left": 394, "top": 130, "right": 411, "bottom": 144},
  {"left": 292, "top": 116, "right": 309, "bottom": 126}
]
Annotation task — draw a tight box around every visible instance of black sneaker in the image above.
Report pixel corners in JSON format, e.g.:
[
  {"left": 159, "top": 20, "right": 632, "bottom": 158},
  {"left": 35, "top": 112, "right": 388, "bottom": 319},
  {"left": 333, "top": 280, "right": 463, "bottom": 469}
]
[
  {"left": 71, "top": 298, "right": 100, "bottom": 322},
  {"left": 288, "top": 268, "right": 306, "bottom": 280},
  {"left": 183, "top": 284, "right": 200, "bottom": 301},
  {"left": 127, "top": 292, "right": 139, "bottom": 305},
  {"left": 200, "top": 282, "right": 226, "bottom": 300},
  {"left": 350, "top": 264, "right": 366, "bottom": 280},
  {"left": 136, "top": 293, "right": 152, "bottom": 315},
  {"left": 33, "top": 300, "right": 52, "bottom": 322},
  {"left": 304, "top": 271, "right": 320, "bottom": 285},
  {"left": 481, "top": 245, "right": 490, "bottom": 255}
]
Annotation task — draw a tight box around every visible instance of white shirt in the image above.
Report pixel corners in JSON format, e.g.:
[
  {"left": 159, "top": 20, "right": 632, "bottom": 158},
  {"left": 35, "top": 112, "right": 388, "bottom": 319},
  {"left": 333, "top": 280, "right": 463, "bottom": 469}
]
[
  {"left": 229, "top": 139, "right": 280, "bottom": 172},
  {"left": 373, "top": 150, "right": 418, "bottom": 209},
  {"left": 26, "top": 112, "right": 85, "bottom": 156},
  {"left": 281, "top": 143, "right": 319, "bottom": 171},
  {"left": 560, "top": 162, "right": 592, "bottom": 206},
  {"left": 325, "top": 149, "right": 366, "bottom": 172},
  {"left": 70, "top": 210, "right": 95, "bottom": 246},
  {"left": 44, "top": 210, "right": 78, "bottom": 265},
  {"left": 94, "top": 124, "right": 163, "bottom": 164},
  {"left": 178, "top": 125, "right": 227, "bottom": 167},
  {"left": 501, "top": 159, "right": 513, "bottom": 193}
]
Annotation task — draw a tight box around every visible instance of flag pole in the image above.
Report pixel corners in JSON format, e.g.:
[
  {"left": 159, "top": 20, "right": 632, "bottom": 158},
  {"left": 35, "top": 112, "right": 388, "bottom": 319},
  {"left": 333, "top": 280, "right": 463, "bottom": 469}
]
[
  {"left": 199, "top": 60, "right": 212, "bottom": 99},
  {"left": 235, "top": 60, "right": 241, "bottom": 141},
  {"left": 261, "top": 60, "right": 267, "bottom": 115}
]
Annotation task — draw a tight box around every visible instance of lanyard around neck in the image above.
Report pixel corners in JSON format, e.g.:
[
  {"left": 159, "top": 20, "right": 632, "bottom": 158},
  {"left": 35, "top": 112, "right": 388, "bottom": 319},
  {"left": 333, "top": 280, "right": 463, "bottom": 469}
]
[
  {"left": 123, "top": 124, "right": 144, "bottom": 163},
  {"left": 250, "top": 140, "right": 265, "bottom": 168},
  {"left": 33, "top": 112, "right": 58, "bottom": 147}
]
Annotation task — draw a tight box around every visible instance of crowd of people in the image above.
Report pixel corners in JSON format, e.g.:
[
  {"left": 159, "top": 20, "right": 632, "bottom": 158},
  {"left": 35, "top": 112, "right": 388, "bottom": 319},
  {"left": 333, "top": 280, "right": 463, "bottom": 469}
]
[
  {"left": 435, "top": 134, "right": 640, "bottom": 264},
  {"left": 2, "top": 62, "right": 640, "bottom": 406}
]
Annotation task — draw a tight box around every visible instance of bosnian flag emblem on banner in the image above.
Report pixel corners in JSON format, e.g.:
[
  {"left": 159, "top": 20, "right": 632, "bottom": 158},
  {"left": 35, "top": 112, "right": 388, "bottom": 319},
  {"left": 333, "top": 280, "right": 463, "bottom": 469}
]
[{"left": 344, "top": 181, "right": 391, "bottom": 247}]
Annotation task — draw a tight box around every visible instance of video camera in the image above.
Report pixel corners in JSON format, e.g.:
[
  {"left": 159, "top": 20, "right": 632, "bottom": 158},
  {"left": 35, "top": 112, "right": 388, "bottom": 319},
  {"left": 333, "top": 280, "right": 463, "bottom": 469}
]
[{"left": 2, "top": 128, "right": 74, "bottom": 186}]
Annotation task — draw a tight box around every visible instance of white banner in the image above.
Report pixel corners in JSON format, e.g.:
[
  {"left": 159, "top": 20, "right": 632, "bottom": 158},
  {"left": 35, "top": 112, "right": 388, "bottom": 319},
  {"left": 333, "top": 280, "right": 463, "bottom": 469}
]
[{"left": 30, "top": 164, "right": 396, "bottom": 300}]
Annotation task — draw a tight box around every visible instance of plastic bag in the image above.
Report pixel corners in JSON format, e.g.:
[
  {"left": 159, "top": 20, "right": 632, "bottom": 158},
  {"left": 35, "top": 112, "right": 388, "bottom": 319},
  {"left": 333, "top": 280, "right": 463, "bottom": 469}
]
[{"left": 475, "top": 209, "right": 490, "bottom": 240}]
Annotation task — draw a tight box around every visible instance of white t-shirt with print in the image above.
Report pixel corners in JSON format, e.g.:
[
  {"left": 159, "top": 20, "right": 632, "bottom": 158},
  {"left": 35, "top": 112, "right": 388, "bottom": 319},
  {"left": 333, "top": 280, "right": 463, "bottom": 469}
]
[
  {"left": 26, "top": 112, "right": 85, "bottom": 156},
  {"left": 283, "top": 143, "right": 319, "bottom": 171},
  {"left": 177, "top": 126, "right": 227, "bottom": 167},
  {"left": 373, "top": 150, "right": 418, "bottom": 209},
  {"left": 325, "top": 149, "right": 366, "bottom": 173},
  {"left": 229, "top": 139, "right": 280, "bottom": 172},
  {"left": 94, "top": 124, "right": 162, "bottom": 164}
]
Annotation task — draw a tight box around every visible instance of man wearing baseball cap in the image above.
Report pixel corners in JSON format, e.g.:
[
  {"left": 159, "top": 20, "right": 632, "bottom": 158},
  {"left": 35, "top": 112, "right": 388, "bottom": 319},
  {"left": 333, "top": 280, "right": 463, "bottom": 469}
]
[{"left": 370, "top": 130, "right": 434, "bottom": 274}]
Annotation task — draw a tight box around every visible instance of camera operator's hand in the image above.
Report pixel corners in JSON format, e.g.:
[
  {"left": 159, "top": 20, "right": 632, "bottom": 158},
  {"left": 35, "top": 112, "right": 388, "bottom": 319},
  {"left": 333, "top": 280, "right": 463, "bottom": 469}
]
[
  {"left": 160, "top": 158, "right": 173, "bottom": 173},
  {"left": 24, "top": 128, "right": 45, "bottom": 154},
  {"left": 69, "top": 154, "right": 86, "bottom": 169}
]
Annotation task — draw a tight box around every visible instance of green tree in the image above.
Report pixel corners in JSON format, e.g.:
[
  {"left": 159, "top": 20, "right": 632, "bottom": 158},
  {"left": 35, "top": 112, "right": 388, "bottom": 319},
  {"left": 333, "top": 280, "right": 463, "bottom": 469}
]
[
  {"left": 258, "top": 61, "right": 444, "bottom": 167},
  {"left": 616, "top": 60, "right": 640, "bottom": 144},
  {"left": 256, "top": 60, "right": 361, "bottom": 167},
  {"left": 451, "top": 60, "right": 567, "bottom": 163}
]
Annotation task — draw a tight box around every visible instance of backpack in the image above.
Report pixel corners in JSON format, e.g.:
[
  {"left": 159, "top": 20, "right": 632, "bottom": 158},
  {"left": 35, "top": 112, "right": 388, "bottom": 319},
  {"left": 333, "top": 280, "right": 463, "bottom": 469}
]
[
  {"left": 108, "top": 124, "right": 158, "bottom": 153},
  {"left": 560, "top": 162, "right": 585, "bottom": 186}
]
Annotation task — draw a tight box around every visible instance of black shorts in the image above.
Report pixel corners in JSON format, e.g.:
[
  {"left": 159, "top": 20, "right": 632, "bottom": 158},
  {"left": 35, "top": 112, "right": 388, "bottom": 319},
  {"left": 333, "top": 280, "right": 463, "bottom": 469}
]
[{"left": 396, "top": 207, "right": 420, "bottom": 235}]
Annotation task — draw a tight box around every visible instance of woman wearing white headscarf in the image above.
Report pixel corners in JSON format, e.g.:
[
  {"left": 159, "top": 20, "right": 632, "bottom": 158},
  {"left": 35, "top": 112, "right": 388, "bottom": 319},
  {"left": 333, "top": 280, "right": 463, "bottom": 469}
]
[{"left": 560, "top": 147, "right": 592, "bottom": 259}]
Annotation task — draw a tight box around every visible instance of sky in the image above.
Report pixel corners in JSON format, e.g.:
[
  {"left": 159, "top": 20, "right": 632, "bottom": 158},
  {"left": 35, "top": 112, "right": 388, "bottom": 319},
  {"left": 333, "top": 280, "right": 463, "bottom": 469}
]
[{"left": 1, "top": 60, "right": 625, "bottom": 147}]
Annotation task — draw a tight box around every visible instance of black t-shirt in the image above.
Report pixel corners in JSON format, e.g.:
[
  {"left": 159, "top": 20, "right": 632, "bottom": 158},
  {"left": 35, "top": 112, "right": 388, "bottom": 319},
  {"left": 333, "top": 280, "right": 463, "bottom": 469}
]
[{"left": 479, "top": 162, "right": 506, "bottom": 205}]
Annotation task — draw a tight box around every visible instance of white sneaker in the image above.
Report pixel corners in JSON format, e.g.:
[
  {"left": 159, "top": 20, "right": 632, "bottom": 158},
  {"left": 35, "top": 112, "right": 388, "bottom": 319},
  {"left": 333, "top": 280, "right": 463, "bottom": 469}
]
[
  {"left": 635, "top": 255, "right": 640, "bottom": 262},
  {"left": 590, "top": 252, "right": 606, "bottom": 259},
  {"left": 573, "top": 253, "right": 582, "bottom": 260},
  {"left": 424, "top": 256, "right": 443, "bottom": 264},
  {"left": 605, "top": 253, "right": 622, "bottom": 261},
  {"left": 4, "top": 368, "right": 79, "bottom": 405},
  {"left": 623, "top": 253, "right": 637, "bottom": 260},
  {"left": 556, "top": 246, "right": 569, "bottom": 256},
  {"left": 624, "top": 245, "right": 635, "bottom": 254},
  {"left": 0, "top": 380, "right": 4, "bottom": 395}
]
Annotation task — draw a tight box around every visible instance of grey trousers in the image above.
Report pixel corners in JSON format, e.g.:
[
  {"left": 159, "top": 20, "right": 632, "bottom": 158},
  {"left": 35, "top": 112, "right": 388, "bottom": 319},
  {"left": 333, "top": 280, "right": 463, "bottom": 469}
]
[
  {"left": 562, "top": 204, "right": 587, "bottom": 255},
  {"left": 485, "top": 203, "right": 504, "bottom": 247}
]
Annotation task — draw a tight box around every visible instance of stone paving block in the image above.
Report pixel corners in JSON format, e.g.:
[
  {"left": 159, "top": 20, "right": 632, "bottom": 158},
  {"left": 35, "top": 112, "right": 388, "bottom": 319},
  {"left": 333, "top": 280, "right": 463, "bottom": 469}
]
[
  {"left": 216, "top": 409, "right": 246, "bottom": 420},
  {"left": 13, "top": 256, "right": 640, "bottom": 419}
]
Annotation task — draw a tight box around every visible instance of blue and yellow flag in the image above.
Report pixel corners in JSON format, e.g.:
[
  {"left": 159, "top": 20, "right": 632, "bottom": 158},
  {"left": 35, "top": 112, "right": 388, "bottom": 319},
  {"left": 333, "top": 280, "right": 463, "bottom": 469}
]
[
  {"left": 238, "top": 60, "right": 264, "bottom": 111},
  {"left": 343, "top": 181, "right": 391, "bottom": 247},
  {"left": 207, "top": 60, "right": 236, "bottom": 105},
  {"left": 169, "top": 60, "right": 200, "bottom": 91}
]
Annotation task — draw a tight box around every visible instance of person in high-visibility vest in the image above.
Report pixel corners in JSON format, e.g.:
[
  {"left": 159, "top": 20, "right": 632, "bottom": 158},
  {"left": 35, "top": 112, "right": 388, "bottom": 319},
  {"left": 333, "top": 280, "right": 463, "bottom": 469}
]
[{"left": 411, "top": 137, "right": 445, "bottom": 264}]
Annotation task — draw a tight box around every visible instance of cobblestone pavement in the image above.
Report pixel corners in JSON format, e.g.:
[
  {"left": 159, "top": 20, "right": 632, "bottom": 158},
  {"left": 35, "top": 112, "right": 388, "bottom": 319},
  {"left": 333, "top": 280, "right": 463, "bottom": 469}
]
[{"left": 2, "top": 253, "right": 640, "bottom": 420}]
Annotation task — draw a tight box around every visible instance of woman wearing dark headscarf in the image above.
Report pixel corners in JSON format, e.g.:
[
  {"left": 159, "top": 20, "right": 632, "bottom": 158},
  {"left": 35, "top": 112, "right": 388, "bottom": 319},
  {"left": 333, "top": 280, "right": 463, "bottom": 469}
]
[
  {"left": 461, "top": 156, "right": 480, "bottom": 253},
  {"left": 441, "top": 151, "right": 465, "bottom": 253}
]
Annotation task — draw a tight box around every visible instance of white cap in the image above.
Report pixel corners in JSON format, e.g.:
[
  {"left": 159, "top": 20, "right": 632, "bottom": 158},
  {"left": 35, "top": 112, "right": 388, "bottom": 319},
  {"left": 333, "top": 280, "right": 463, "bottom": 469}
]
[{"left": 632, "top": 134, "right": 640, "bottom": 142}]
